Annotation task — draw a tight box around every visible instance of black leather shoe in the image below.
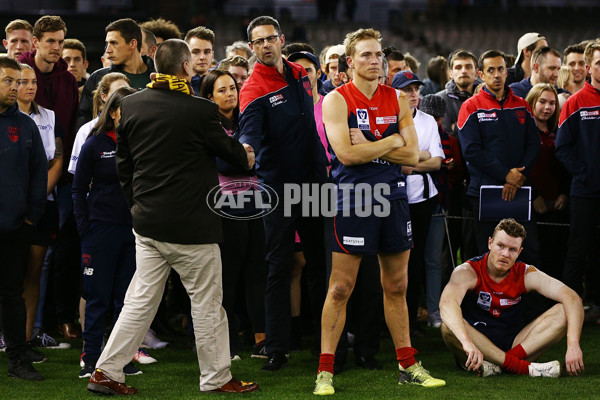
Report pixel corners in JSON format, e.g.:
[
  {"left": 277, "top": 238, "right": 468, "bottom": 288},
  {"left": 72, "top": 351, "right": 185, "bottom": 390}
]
[
  {"left": 356, "top": 355, "right": 382, "bottom": 370},
  {"left": 261, "top": 352, "right": 288, "bottom": 371},
  {"left": 8, "top": 360, "right": 43, "bottom": 381}
]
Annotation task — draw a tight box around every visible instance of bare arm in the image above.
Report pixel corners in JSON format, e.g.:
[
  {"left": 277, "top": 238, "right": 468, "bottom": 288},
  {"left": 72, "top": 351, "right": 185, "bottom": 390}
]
[
  {"left": 378, "top": 93, "right": 419, "bottom": 166},
  {"left": 439, "top": 263, "right": 481, "bottom": 371},
  {"left": 323, "top": 91, "right": 405, "bottom": 166},
  {"left": 524, "top": 268, "right": 584, "bottom": 375},
  {"left": 47, "top": 137, "right": 63, "bottom": 195}
]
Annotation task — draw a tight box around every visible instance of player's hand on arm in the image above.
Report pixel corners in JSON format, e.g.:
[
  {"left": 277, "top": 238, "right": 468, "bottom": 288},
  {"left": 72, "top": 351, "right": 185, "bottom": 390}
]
[
  {"left": 502, "top": 183, "right": 517, "bottom": 201},
  {"left": 402, "top": 166, "right": 414, "bottom": 175},
  {"left": 378, "top": 94, "right": 419, "bottom": 165},
  {"left": 349, "top": 128, "right": 369, "bottom": 145},
  {"left": 324, "top": 92, "right": 404, "bottom": 166},
  {"left": 505, "top": 167, "right": 526, "bottom": 187},
  {"left": 419, "top": 150, "right": 431, "bottom": 161},
  {"left": 439, "top": 264, "right": 480, "bottom": 370}
]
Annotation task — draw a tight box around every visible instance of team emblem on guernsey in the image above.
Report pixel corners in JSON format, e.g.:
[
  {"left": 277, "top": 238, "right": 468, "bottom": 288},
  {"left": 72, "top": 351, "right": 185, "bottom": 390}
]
[
  {"left": 356, "top": 109, "right": 370, "bottom": 130},
  {"left": 477, "top": 291, "right": 492, "bottom": 311},
  {"left": 515, "top": 110, "right": 526, "bottom": 125},
  {"left": 7, "top": 126, "right": 19, "bottom": 142}
]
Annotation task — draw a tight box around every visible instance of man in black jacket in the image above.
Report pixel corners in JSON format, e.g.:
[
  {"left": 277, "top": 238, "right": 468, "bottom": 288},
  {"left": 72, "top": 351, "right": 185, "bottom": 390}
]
[
  {"left": 77, "top": 18, "right": 154, "bottom": 130},
  {"left": 87, "top": 39, "right": 258, "bottom": 396}
]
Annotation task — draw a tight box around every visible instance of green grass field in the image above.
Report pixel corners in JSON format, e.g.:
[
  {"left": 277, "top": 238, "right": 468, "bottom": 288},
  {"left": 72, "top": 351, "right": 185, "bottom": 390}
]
[{"left": 1, "top": 324, "right": 599, "bottom": 400}]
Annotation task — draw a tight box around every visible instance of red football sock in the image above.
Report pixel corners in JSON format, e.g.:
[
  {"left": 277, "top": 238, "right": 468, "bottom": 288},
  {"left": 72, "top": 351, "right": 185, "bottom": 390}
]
[
  {"left": 506, "top": 344, "right": 528, "bottom": 360},
  {"left": 318, "top": 353, "right": 335, "bottom": 374},
  {"left": 501, "top": 353, "right": 530, "bottom": 375},
  {"left": 396, "top": 347, "right": 418, "bottom": 369}
]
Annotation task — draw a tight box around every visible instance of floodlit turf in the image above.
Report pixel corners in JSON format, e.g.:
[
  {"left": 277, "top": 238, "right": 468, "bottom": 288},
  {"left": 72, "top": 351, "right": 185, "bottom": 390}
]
[{"left": 1, "top": 324, "right": 599, "bottom": 399}]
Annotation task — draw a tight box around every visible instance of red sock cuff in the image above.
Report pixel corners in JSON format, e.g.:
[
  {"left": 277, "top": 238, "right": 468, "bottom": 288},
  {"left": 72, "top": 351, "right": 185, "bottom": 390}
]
[
  {"left": 506, "top": 344, "right": 528, "bottom": 360},
  {"left": 502, "top": 353, "right": 530, "bottom": 375},
  {"left": 395, "top": 347, "right": 418, "bottom": 369},
  {"left": 318, "top": 353, "right": 335, "bottom": 374}
]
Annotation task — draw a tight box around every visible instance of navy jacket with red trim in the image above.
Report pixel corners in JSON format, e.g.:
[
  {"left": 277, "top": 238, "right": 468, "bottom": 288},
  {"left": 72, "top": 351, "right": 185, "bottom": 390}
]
[
  {"left": 239, "top": 58, "right": 327, "bottom": 188},
  {"left": 457, "top": 86, "right": 540, "bottom": 197},
  {"left": 556, "top": 82, "right": 600, "bottom": 197}
]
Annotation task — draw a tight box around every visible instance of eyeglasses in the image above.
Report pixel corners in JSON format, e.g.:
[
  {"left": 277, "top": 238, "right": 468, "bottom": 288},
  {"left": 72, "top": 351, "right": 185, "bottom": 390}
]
[
  {"left": 250, "top": 35, "right": 280, "bottom": 48},
  {"left": 533, "top": 46, "right": 552, "bottom": 64}
]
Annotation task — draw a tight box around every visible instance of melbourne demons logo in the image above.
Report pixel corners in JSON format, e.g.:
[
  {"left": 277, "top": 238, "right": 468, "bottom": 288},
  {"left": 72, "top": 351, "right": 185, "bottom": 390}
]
[
  {"left": 7, "top": 126, "right": 19, "bottom": 142},
  {"left": 515, "top": 110, "right": 526, "bottom": 125},
  {"left": 82, "top": 253, "right": 91, "bottom": 267}
]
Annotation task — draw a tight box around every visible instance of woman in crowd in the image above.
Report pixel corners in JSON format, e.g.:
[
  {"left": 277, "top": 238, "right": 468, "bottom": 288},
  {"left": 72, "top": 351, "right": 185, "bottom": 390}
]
[
  {"left": 17, "top": 64, "right": 68, "bottom": 352},
  {"left": 199, "top": 70, "right": 267, "bottom": 359},
  {"left": 72, "top": 87, "right": 145, "bottom": 378},
  {"left": 526, "top": 83, "right": 570, "bottom": 280}
]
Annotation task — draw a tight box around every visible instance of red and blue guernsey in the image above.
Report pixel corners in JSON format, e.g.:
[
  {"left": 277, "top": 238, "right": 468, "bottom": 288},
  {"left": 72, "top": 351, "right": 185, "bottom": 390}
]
[
  {"left": 331, "top": 82, "right": 407, "bottom": 210},
  {"left": 461, "top": 253, "right": 532, "bottom": 332},
  {"left": 457, "top": 86, "right": 539, "bottom": 198},
  {"left": 556, "top": 81, "right": 600, "bottom": 198}
]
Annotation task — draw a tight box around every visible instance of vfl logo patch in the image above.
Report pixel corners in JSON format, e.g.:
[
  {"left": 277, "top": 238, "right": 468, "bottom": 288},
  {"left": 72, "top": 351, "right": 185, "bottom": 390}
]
[
  {"left": 356, "top": 109, "right": 370, "bottom": 130},
  {"left": 8, "top": 126, "right": 19, "bottom": 142},
  {"left": 515, "top": 110, "right": 526, "bottom": 125},
  {"left": 477, "top": 291, "right": 492, "bottom": 311},
  {"left": 343, "top": 236, "right": 364, "bottom": 246},
  {"left": 477, "top": 112, "right": 498, "bottom": 122}
]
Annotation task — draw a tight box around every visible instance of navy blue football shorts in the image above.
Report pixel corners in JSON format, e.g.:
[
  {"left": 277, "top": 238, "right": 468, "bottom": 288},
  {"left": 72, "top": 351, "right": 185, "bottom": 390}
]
[{"left": 331, "top": 198, "right": 413, "bottom": 255}]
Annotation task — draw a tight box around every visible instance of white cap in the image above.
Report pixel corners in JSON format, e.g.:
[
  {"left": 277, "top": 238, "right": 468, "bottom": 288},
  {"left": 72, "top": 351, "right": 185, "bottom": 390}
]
[
  {"left": 325, "top": 44, "right": 345, "bottom": 65},
  {"left": 516, "top": 32, "right": 546, "bottom": 65}
]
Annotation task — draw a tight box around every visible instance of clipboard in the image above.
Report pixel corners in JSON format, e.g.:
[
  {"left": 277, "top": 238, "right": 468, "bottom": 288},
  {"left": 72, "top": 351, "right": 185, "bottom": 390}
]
[{"left": 479, "top": 185, "right": 531, "bottom": 222}]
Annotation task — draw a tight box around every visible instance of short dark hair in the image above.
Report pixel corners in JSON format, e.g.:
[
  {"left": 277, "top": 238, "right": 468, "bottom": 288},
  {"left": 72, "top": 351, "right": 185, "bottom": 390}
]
[
  {"left": 564, "top": 43, "right": 586, "bottom": 61},
  {"left": 0, "top": 55, "right": 22, "bottom": 70},
  {"left": 140, "top": 18, "right": 182, "bottom": 41},
  {"left": 142, "top": 28, "right": 157, "bottom": 49},
  {"left": 63, "top": 38, "right": 87, "bottom": 61},
  {"left": 383, "top": 46, "right": 404, "bottom": 61},
  {"left": 492, "top": 218, "right": 526, "bottom": 242},
  {"left": 478, "top": 50, "right": 506, "bottom": 70},
  {"left": 91, "top": 86, "right": 136, "bottom": 137},
  {"left": 105, "top": 18, "right": 142, "bottom": 52},
  {"left": 448, "top": 49, "right": 477, "bottom": 69},
  {"left": 282, "top": 42, "right": 315, "bottom": 57},
  {"left": 154, "top": 39, "right": 190, "bottom": 76},
  {"left": 531, "top": 46, "right": 561, "bottom": 69},
  {"left": 247, "top": 16, "right": 281, "bottom": 42},
  {"left": 33, "top": 15, "right": 66, "bottom": 39},
  {"left": 5, "top": 19, "right": 33, "bottom": 36},
  {"left": 403, "top": 53, "right": 420, "bottom": 73},
  {"left": 184, "top": 26, "right": 215, "bottom": 47},
  {"left": 426, "top": 55, "right": 448, "bottom": 88}
]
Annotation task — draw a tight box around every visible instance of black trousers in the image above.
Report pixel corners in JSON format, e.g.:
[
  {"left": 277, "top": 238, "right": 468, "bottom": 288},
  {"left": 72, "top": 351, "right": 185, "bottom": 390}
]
[
  {"left": 220, "top": 217, "right": 267, "bottom": 352},
  {"left": 0, "top": 223, "right": 33, "bottom": 363},
  {"left": 407, "top": 197, "right": 436, "bottom": 325},
  {"left": 563, "top": 197, "right": 600, "bottom": 297}
]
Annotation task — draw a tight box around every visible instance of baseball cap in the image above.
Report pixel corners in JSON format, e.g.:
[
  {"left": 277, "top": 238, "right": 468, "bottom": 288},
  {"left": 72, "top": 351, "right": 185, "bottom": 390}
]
[
  {"left": 419, "top": 94, "right": 446, "bottom": 119},
  {"left": 288, "top": 51, "right": 321, "bottom": 71},
  {"left": 515, "top": 32, "right": 546, "bottom": 65},
  {"left": 391, "top": 71, "right": 424, "bottom": 89},
  {"left": 325, "top": 44, "right": 345, "bottom": 65}
]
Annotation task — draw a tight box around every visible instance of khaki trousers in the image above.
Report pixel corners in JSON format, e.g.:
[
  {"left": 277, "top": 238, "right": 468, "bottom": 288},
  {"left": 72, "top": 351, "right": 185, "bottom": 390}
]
[{"left": 96, "top": 230, "right": 232, "bottom": 391}]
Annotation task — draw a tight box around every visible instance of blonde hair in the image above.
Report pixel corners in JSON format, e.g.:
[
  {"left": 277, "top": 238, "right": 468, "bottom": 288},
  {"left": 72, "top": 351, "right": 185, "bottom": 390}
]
[
  {"left": 556, "top": 65, "right": 571, "bottom": 90},
  {"left": 526, "top": 83, "right": 559, "bottom": 132},
  {"left": 584, "top": 40, "right": 600, "bottom": 65},
  {"left": 343, "top": 28, "right": 381, "bottom": 58}
]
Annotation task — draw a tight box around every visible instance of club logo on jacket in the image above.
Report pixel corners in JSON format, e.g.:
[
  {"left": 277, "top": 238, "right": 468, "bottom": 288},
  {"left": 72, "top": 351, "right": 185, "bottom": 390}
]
[
  {"left": 515, "top": 110, "right": 526, "bottom": 125},
  {"left": 356, "top": 109, "right": 370, "bottom": 130},
  {"left": 101, "top": 150, "right": 116, "bottom": 159},
  {"left": 7, "top": 126, "right": 19, "bottom": 142}
]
